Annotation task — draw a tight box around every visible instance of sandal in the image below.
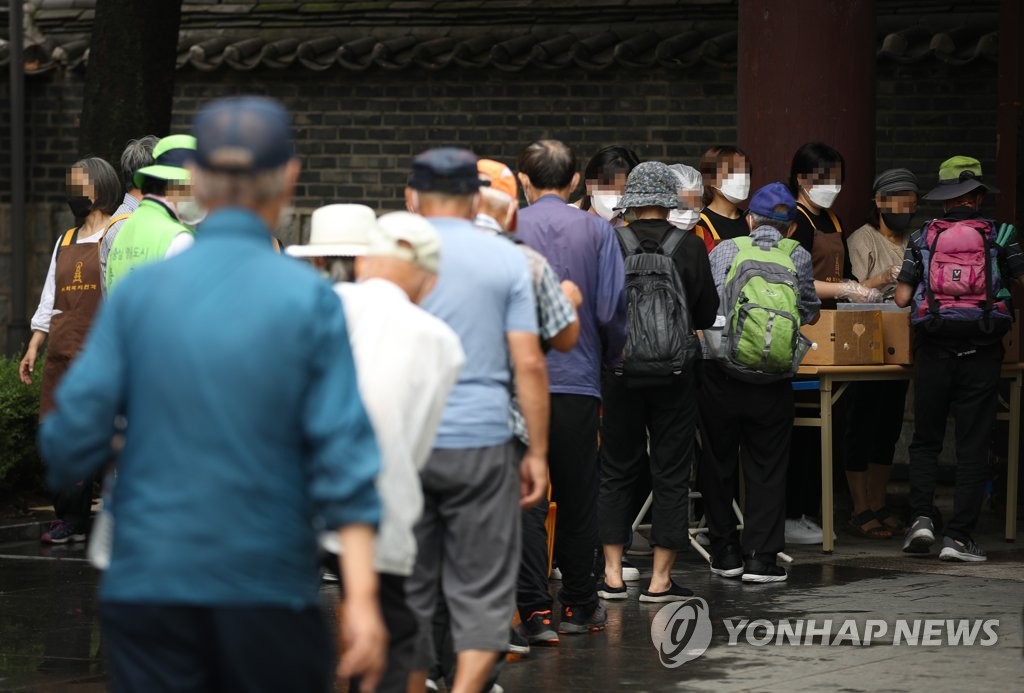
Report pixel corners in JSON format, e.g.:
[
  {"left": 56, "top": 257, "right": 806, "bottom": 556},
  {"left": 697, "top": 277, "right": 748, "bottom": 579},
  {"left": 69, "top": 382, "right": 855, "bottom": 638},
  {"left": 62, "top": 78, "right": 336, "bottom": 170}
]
[
  {"left": 847, "top": 510, "right": 892, "bottom": 539},
  {"left": 875, "top": 507, "right": 905, "bottom": 532}
]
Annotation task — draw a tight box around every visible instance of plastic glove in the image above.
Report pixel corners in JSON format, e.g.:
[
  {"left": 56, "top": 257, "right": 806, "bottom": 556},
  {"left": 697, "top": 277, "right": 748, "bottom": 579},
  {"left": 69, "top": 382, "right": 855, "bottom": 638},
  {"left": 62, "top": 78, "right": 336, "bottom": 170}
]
[
  {"left": 996, "top": 223, "right": 1017, "bottom": 248},
  {"left": 887, "top": 265, "right": 901, "bottom": 283},
  {"left": 837, "top": 280, "right": 883, "bottom": 304}
]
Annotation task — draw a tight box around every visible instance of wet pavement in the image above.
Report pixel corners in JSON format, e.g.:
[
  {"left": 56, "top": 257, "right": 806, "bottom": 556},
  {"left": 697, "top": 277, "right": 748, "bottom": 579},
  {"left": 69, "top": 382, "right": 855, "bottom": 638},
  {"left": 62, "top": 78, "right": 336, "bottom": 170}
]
[{"left": 1, "top": 503, "right": 1022, "bottom": 692}]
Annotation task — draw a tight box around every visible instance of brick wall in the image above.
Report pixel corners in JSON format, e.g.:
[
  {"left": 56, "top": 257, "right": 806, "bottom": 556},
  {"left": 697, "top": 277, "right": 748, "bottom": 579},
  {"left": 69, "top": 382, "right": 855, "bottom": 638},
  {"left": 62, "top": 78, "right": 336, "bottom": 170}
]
[{"left": 0, "top": 58, "right": 1001, "bottom": 347}]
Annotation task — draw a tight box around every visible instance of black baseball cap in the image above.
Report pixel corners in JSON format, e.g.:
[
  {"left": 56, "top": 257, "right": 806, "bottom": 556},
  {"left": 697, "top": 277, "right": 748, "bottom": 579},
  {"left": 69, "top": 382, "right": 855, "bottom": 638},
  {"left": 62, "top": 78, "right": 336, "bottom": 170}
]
[
  {"left": 407, "top": 147, "right": 488, "bottom": 195},
  {"left": 192, "top": 96, "right": 295, "bottom": 173}
]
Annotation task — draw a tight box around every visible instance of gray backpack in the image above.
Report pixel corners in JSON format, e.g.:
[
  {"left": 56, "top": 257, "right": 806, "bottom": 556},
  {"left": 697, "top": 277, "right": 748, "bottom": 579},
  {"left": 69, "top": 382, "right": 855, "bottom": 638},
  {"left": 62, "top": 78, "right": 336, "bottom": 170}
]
[{"left": 614, "top": 226, "right": 699, "bottom": 379}]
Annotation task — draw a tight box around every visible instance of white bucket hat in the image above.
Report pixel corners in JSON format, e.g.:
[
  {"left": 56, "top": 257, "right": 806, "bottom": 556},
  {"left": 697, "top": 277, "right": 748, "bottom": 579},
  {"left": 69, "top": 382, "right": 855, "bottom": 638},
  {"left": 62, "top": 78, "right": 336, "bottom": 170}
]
[{"left": 286, "top": 204, "right": 378, "bottom": 258}]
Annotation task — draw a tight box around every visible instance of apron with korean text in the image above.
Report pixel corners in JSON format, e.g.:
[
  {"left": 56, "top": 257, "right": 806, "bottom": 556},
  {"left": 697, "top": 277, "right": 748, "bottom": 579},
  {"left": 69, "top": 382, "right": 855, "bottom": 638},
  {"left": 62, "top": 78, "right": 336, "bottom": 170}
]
[
  {"left": 39, "top": 227, "right": 105, "bottom": 416},
  {"left": 799, "top": 206, "right": 845, "bottom": 283}
]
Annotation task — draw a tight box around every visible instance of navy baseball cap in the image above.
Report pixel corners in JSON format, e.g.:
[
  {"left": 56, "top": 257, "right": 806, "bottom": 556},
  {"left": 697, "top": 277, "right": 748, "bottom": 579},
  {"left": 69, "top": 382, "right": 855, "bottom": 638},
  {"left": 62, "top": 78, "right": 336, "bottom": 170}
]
[
  {"left": 748, "top": 182, "right": 797, "bottom": 222},
  {"left": 408, "top": 147, "right": 488, "bottom": 195},
  {"left": 192, "top": 96, "right": 295, "bottom": 173}
]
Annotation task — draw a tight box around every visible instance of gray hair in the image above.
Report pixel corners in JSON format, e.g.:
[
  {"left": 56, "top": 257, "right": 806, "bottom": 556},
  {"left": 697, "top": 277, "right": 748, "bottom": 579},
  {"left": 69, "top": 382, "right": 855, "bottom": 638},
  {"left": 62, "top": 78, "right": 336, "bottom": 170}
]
[
  {"left": 120, "top": 136, "right": 159, "bottom": 191},
  {"left": 193, "top": 166, "right": 289, "bottom": 208},
  {"left": 669, "top": 163, "right": 703, "bottom": 195},
  {"left": 748, "top": 212, "right": 790, "bottom": 233}
]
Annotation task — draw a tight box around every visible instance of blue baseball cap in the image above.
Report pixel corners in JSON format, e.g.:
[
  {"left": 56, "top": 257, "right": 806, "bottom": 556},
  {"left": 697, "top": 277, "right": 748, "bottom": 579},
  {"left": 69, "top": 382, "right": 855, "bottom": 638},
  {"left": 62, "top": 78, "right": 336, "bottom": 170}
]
[
  {"left": 408, "top": 147, "right": 487, "bottom": 195},
  {"left": 748, "top": 182, "right": 797, "bottom": 222},
  {"left": 192, "top": 96, "right": 295, "bottom": 173}
]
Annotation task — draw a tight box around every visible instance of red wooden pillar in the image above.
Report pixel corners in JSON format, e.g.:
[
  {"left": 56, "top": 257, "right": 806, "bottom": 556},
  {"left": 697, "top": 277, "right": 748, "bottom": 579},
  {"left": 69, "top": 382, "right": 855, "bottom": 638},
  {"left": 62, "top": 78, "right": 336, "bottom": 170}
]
[
  {"left": 996, "top": 0, "right": 1023, "bottom": 311},
  {"left": 738, "top": 0, "right": 875, "bottom": 230}
]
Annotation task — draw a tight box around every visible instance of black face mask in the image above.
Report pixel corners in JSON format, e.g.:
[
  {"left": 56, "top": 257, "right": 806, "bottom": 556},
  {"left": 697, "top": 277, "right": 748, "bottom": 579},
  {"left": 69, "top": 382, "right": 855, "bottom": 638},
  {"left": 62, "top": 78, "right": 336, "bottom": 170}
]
[
  {"left": 67, "top": 195, "right": 93, "bottom": 219},
  {"left": 881, "top": 211, "right": 914, "bottom": 233}
]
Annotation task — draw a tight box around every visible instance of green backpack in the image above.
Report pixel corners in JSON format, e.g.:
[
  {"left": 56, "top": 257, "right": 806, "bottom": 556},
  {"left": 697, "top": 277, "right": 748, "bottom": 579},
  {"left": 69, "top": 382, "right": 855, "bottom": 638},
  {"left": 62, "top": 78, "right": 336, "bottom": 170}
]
[{"left": 709, "top": 236, "right": 810, "bottom": 382}]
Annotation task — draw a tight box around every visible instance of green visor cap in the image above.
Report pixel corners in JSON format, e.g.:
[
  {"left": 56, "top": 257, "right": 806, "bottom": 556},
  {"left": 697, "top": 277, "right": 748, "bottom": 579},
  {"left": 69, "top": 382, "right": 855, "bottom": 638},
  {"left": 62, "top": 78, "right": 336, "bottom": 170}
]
[
  {"left": 133, "top": 134, "right": 197, "bottom": 188},
  {"left": 922, "top": 155, "right": 1000, "bottom": 201}
]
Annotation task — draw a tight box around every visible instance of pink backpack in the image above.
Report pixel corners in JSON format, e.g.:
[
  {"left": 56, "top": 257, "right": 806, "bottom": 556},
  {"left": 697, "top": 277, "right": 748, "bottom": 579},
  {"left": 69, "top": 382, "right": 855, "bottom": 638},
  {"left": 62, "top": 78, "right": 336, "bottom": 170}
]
[{"left": 910, "top": 218, "right": 1011, "bottom": 336}]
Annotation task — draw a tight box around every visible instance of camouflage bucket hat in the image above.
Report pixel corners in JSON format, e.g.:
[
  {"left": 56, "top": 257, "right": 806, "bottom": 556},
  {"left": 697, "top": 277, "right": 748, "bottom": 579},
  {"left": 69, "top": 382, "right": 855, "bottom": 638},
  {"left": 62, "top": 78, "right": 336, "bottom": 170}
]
[{"left": 615, "top": 161, "right": 679, "bottom": 211}]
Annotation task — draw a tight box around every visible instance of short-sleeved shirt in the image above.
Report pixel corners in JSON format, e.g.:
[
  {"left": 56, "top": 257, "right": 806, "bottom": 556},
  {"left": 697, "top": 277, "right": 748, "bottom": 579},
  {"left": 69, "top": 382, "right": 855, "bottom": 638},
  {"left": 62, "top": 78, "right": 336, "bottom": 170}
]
[
  {"left": 897, "top": 207, "right": 1024, "bottom": 350},
  {"left": 421, "top": 216, "right": 538, "bottom": 449},
  {"left": 694, "top": 207, "right": 749, "bottom": 254}
]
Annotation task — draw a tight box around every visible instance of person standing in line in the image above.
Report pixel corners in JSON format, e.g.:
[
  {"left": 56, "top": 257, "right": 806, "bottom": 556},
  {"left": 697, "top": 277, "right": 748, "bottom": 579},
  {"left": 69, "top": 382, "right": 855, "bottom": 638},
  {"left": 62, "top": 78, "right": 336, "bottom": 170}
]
[
  {"left": 515, "top": 139, "right": 627, "bottom": 638},
  {"left": 38, "top": 96, "right": 387, "bottom": 692},
  {"left": 598, "top": 162, "right": 718, "bottom": 602},
  {"left": 576, "top": 145, "right": 641, "bottom": 227},
  {"left": 699, "top": 182, "right": 820, "bottom": 583},
  {"left": 98, "top": 136, "right": 158, "bottom": 295},
  {"left": 104, "top": 134, "right": 198, "bottom": 293},
  {"left": 403, "top": 147, "right": 549, "bottom": 693},
  {"left": 896, "top": 156, "right": 1023, "bottom": 562},
  {"left": 20, "top": 157, "right": 121, "bottom": 544}
]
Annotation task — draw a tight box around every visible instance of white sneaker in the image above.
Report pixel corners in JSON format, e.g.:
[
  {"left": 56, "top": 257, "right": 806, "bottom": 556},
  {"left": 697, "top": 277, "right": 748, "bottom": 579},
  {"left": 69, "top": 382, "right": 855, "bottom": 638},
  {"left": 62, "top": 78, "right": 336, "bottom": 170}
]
[
  {"left": 550, "top": 566, "right": 562, "bottom": 580},
  {"left": 785, "top": 516, "right": 823, "bottom": 544},
  {"left": 800, "top": 515, "right": 837, "bottom": 540}
]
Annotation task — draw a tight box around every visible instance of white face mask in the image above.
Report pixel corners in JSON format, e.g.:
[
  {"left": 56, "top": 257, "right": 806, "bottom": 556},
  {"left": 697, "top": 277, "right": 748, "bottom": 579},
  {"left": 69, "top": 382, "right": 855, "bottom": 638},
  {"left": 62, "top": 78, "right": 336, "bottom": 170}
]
[
  {"left": 718, "top": 173, "right": 750, "bottom": 204},
  {"left": 806, "top": 184, "right": 841, "bottom": 209},
  {"left": 668, "top": 208, "right": 700, "bottom": 231},
  {"left": 177, "top": 198, "right": 207, "bottom": 227},
  {"left": 590, "top": 193, "right": 620, "bottom": 221}
]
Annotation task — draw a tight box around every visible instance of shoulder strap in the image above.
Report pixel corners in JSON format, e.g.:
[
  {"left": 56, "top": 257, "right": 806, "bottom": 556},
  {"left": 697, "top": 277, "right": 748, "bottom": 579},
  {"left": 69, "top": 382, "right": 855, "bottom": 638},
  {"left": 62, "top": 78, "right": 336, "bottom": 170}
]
[
  {"left": 659, "top": 227, "right": 686, "bottom": 256},
  {"left": 698, "top": 212, "right": 720, "bottom": 241},
  {"left": 826, "top": 209, "right": 843, "bottom": 234},
  {"left": 100, "top": 213, "right": 131, "bottom": 241},
  {"left": 778, "top": 237, "right": 800, "bottom": 256},
  {"left": 797, "top": 205, "right": 815, "bottom": 227},
  {"left": 59, "top": 227, "right": 77, "bottom": 247},
  {"left": 615, "top": 225, "right": 642, "bottom": 256}
]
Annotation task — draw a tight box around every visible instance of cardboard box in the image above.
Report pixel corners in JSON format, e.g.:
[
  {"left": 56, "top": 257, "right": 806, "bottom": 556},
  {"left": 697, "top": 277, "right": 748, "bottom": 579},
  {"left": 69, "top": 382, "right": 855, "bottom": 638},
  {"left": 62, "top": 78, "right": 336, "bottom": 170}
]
[
  {"left": 800, "top": 310, "right": 884, "bottom": 365},
  {"left": 1004, "top": 310, "right": 1021, "bottom": 363},
  {"left": 880, "top": 310, "right": 913, "bottom": 365}
]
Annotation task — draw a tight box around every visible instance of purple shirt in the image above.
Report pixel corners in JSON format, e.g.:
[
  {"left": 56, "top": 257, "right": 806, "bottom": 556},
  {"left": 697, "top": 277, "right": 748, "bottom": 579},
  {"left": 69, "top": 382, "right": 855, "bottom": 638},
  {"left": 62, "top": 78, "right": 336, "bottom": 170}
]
[{"left": 517, "top": 195, "right": 627, "bottom": 398}]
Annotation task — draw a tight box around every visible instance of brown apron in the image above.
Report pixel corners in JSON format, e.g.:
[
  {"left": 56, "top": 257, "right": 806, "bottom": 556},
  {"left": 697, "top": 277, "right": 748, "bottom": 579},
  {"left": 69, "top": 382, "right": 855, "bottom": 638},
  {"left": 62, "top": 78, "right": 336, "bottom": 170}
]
[
  {"left": 39, "top": 227, "right": 105, "bottom": 416},
  {"left": 799, "top": 206, "right": 845, "bottom": 283}
]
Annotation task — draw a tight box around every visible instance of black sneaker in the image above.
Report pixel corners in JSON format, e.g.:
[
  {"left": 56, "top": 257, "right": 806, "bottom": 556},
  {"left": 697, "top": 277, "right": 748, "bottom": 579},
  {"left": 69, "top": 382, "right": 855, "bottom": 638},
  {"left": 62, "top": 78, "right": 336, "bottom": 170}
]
[
  {"left": 639, "top": 580, "right": 694, "bottom": 603},
  {"left": 519, "top": 610, "right": 559, "bottom": 645},
  {"left": 902, "top": 516, "right": 936, "bottom": 554},
  {"left": 938, "top": 536, "right": 987, "bottom": 562},
  {"left": 596, "top": 580, "right": 628, "bottom": 601},
  {"left": 507, "top": 627, "right": 531, "bottom": 656},
  {"left": 741, "top": 556, "right": 787, "bottom": 583},
  {"left": 710, "top": 544, "right": 744, "bottom": 579},
  {"left": 558, "top": 603, "right": 607, "bottom": 634}
]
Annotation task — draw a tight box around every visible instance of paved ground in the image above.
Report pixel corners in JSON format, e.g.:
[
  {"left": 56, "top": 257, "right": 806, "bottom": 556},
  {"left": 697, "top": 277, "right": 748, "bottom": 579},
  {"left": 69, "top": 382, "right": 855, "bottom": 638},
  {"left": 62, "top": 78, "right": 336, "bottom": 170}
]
[{"left": 1, "top": 487, "right": 1021, "bottom": 692}]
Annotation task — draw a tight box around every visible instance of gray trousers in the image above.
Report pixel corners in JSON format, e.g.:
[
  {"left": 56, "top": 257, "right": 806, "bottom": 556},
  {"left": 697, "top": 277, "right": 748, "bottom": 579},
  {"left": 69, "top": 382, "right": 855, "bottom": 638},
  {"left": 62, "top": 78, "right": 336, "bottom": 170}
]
[{"left": 406, "top": 442, "right": 521, "bottom": 670}]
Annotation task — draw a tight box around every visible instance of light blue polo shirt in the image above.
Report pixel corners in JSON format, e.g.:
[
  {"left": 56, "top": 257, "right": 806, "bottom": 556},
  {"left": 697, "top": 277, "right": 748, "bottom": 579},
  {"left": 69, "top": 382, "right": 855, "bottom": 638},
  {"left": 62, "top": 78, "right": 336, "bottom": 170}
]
[{"left": 421, "top": 217, "right": 537, "bottom": 448}]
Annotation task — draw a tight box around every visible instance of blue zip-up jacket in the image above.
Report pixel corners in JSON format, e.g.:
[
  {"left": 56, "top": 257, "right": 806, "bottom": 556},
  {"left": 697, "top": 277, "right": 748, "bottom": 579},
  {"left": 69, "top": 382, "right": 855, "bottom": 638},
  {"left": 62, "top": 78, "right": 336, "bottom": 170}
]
[{"left": 39, "top": 208, "right": 381, "bottom": 608}]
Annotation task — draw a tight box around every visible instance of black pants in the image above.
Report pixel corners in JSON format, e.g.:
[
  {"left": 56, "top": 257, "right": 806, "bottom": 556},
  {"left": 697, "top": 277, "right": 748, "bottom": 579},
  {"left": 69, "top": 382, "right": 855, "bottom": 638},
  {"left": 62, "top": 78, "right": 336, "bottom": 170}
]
[
  {"left": 698, "top": 363, "right": 793, "bottom": 559},
  {"left": 53, "top": 473, "right": 95, "bottom": 532},
  {"left": 101, "top": 602, "right": 333, "bottom": 693},
  {"left": 517, "top": 499, "right": 551, "bottom": 621},
  {"left": 548, "top": 394, "right": 600, "bottom": 609},
  {"left": 349, "top": 573, "right": 417, "bottom": 693},
  {"left": 909, "top": 342, "right": 1002, "bottom": 542},
  {"left": 843, "top": 380, "right": 909, "bottom": 471},
  {"left": 599, "top": 374, "right": 696, "bottom": 550}
]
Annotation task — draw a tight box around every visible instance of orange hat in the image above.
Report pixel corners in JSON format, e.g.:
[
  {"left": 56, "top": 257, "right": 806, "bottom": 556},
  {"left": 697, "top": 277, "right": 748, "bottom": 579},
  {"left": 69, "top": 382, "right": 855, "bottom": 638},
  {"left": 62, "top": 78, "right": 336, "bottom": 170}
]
[{"left": 477, "top": 159, "right": 519, "bottom": 200}]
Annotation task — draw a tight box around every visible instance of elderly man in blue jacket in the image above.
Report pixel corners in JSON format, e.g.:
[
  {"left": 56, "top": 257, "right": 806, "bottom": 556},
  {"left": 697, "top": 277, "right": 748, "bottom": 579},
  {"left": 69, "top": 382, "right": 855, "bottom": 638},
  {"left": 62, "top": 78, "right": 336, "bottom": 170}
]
[{"left": 39, "top": 96, "right": 387, "bottom": 693}]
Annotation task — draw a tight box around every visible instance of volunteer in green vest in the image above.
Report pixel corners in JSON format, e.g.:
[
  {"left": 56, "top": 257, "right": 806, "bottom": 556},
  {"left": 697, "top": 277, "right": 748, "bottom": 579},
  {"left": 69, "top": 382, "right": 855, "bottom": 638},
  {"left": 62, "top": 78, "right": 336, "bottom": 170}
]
[{"left": 105, "top": 134, "right": 198, "bottom": 293}]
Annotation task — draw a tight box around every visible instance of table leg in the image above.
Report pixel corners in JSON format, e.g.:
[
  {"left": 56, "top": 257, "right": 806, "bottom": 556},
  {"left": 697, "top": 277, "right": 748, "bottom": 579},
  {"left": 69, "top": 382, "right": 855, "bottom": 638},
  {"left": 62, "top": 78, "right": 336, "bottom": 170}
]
[
  {"left": 820, "top": 376, "right": 834, "bottom": 553},
  {"left": 1005, "top": 373, "right": 1021, "bottom": 542}
]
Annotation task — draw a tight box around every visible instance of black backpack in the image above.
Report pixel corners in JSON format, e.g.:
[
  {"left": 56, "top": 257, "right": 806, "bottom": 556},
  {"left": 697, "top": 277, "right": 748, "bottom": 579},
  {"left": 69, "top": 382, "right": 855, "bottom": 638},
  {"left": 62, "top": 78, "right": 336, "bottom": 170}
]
[{"left": 614, "top": 225, "right": 699, "bottom": 380}]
